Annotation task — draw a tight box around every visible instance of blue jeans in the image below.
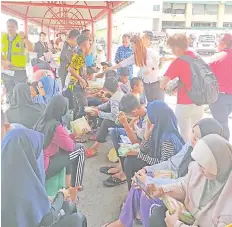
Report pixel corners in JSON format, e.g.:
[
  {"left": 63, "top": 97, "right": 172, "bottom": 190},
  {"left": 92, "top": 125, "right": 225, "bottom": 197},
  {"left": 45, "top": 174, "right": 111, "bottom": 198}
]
[{"left": 210, "top": 93, "right": 232, "bottom": 140}]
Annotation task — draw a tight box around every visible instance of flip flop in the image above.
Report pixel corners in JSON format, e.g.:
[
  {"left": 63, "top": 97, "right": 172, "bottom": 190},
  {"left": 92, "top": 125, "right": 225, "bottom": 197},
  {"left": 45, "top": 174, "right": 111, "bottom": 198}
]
[
  {"left": 99, "top": 166, "right": 115, "bottom": 175},
  {"left": 103, "top": 176, "right": 127, "bottom": 187},
  {"left": 85, "top": 148, "right": 99, "bottom": 158}
]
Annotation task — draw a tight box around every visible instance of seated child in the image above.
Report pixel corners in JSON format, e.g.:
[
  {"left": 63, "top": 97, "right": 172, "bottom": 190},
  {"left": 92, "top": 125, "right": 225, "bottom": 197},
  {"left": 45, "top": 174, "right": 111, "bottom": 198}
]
[
  {"left": 119, "top": 67, "right": 131, "bottom": 94},
  {"left": 130, "top": 77, "right": 144, "bottom": 99},
  {"left": 86, "top": 76, "right": 124, "bottom": 158}
]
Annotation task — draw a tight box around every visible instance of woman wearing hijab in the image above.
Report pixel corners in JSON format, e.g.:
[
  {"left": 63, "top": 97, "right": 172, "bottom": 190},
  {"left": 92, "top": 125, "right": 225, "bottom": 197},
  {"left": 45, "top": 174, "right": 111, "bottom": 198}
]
[
  {"left": 148, "top": 134, "right": 232, "bottom": 227},
  {"left": 33, "top": 76, "right": 60, "bottom": 105},
  {"left": 106, "top": 118, "right": 223, "bottom": 227},
  {"left": 107, "top": 35, "right": 164, "bottom": 102},
  {"left": 123, "top": 101, "right": 185, "bottom": 190},
  {"left": 1, "top": 110, "right": 87, "bottom": 227},
  {"left": 33, "top": 95, "right": 85, "bottom": 201},
  {"left": 5, "top": 83, "right": 45, "bottom": 129}
]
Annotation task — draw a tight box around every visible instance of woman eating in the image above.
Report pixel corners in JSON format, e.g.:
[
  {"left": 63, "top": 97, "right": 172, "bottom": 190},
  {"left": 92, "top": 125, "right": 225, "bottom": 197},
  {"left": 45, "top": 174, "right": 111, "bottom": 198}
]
[
  {"left": 5, "top": 83, "right": 45, "bottom": 129},
  {"left": 103, "top": 118, "right": 223, "bottom": 227},
  {"left": 33, "top": 95, "right": 85, "bottom": 201},
  {"left": 148, "top": 134, "right": 232, "bottom": 227},
  {"left": 1, "top": 110, "right": 87, "bottom": 227},
  {"left": 124, "top": 101, "right": 185, "bottom": 190},
  {"left": 33, "top": 76, "right": 60, "bottom": 105},
  {"left": 107, "top": 35, "right": 164, "bottom": 102}
]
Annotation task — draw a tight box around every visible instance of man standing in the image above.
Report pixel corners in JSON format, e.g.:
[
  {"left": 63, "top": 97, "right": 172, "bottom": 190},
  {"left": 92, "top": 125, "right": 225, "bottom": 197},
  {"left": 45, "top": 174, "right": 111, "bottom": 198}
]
[
  {"left": 82, "top": 29, "right": 94, "bottom": 67},
  {"left": 67, "top": 34, "right": 90, "bottom": 118},
  {"left": 58, "top": 29, "right": 80, "bottom": 88},
  {"left": 34, "top": 32, "right": 50, "bottom": 59},
  {"left": 209, "top": 33, "right": 232, "bottom": 140},
  {"left": 1, "top": 18, "right": 33, "bottom": 96},
  {"left": 115, "top": 34, "right": 133, "bottom": 80}
]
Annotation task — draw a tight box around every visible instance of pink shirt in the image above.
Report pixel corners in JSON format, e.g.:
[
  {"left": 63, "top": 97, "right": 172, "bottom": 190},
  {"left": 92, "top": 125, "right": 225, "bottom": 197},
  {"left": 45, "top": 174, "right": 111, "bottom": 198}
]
[{"left": 44, "top": 125, "right": 75, "bottom": 171}]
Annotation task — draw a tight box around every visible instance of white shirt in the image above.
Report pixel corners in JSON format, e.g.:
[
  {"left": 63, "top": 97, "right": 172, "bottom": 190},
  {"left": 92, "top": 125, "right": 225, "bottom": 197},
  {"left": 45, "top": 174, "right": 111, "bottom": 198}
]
[{"left": 119, "top": 48, "right": 160, "bottom": 84}]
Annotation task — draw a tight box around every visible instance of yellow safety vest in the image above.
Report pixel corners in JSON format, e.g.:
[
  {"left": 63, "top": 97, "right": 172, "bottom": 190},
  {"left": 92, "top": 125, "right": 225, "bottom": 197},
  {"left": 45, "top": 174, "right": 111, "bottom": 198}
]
[{"left": 1, "top": 33, "right": 27, "bottom": 69}]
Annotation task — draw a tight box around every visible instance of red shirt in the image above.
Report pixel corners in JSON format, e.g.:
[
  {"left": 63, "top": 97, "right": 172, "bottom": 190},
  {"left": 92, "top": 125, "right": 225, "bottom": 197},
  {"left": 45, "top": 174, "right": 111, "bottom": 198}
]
[
  {"left": 164, "top": 51, "right": 196, "bottom": 104},
  {"left": 209, "top": 49, "right": 232, "bottom": 94}
]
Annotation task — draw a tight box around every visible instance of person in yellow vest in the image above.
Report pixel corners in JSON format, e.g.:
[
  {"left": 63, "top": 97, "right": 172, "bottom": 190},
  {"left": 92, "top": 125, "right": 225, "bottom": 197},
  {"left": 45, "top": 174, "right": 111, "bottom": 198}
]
[{"left": 1, "top": 18, "right": 33, "bottom": 100}]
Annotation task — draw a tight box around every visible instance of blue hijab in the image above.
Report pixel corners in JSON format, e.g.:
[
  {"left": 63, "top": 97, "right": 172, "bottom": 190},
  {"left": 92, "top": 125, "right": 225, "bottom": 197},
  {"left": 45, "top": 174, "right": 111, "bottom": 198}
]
[
  {"left": 33, "top": 76, "right": 60, "bottom": 105},
  {"left": 1, "top": 127, "right": 51, "bottom": 227},
  {"left": 147, "top": 101, "right": 184, "bottom": 159}
]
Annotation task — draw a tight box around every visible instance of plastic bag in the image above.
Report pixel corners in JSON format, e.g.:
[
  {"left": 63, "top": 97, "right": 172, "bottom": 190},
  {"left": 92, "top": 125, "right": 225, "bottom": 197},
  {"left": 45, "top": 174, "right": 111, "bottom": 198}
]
[
  {"left": 153, "top": 170, "right": 178, "bottom": 179},
  {"left": 107, "top": 148, "right": 119, "bottom": 162},
  {"left": 161, "top": 195, "right": 195, "bottom": 225},
  {"left": 118, "top": 143, "right": 140, "bottom": 156},
  {"left": 70, "top": 117, "right": 91, "bottom": 137}
]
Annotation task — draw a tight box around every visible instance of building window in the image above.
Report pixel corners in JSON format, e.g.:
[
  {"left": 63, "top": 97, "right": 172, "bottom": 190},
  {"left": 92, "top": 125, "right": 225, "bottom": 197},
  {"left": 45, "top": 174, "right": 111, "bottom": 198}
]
[
  {"left": 223, "top": 22, "right": 232, "bottom": 28},
  {"left": 162, "top": 21, "right": 186, "bottom": 28},
  {"left": 225, "top": 5, "right": 232, "bottom": 14},
  {"left": 153, "top": 5, "right": 160, "bottom": 12},
  {"left": 191, "top": 22, "right": 217, "bottom": 28},
  {"left": 192, "top": 4, "right": 218, "bottom": 15},
  {"left": 163, "top": 3, "right": 186, "bottom": 14}
]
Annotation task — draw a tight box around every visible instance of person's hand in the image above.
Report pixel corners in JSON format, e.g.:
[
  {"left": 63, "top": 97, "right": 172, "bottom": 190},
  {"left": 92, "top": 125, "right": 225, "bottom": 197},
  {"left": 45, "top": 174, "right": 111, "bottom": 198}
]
[
  {"left": 104, "top": 66, "right": 113, "bottom": 72},
  {"left": 126, "top": 150, "right": 138, "bottom": 156},
  {"left": 90, "top": 108, "right": 99, "bottom": 116},
  {"left": 59, "top": 188, "right": 70, "bottom": 200},
  {"left": 19, "top": 31, "right": 26, "bottom": 39},
  {"left": 118, "top": 112, "right": 128, "bottom": 126},
  {"left": 135, "top": 172, "right": 147, "bottom": 185},
  {"left": 137, "top": 168, "right": 147, "bottom": 175},
  {"left": 79, "top": 79, "right": 87, "bottom": 89},
  {"left": 165, "top": 208, "right": 181, "bottom": 227},
  {"left": 2, "top": 60, "right": 13, "bottom": 69},
  {"left": 147, "top": 184, "right": 164, "bottom": 198}
]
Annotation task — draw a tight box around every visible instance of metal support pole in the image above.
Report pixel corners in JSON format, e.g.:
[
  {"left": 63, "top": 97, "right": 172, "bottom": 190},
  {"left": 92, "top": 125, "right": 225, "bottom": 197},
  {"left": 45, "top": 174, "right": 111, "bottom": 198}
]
[
  {"left": 91, "top": 21, "right": 95, "bottom": 40},
  {"left": 24, "top": 17, "right": 28, "bottom": 34},
  {"left": 107, "top": 9, "right": 112, "bottom": 61}
]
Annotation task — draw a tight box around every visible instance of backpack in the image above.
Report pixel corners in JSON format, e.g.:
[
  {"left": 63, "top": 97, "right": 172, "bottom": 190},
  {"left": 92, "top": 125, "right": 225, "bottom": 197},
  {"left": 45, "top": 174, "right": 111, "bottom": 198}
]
[{"left": 179, "top": 55, "right": 219, "bottom": 106}]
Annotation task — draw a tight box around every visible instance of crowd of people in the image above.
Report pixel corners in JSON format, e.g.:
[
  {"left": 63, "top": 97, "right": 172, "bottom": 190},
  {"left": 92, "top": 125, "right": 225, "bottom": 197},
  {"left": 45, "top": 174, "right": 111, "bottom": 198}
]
[{"left": 1, "top": 17, "right": 232, "bottom": 227}]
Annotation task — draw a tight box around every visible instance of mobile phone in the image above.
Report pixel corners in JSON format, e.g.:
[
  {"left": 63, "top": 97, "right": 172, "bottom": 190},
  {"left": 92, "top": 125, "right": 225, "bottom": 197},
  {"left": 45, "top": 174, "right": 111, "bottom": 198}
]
[{"left": 135, "top": 176, "right": 153, "bottom": 200}]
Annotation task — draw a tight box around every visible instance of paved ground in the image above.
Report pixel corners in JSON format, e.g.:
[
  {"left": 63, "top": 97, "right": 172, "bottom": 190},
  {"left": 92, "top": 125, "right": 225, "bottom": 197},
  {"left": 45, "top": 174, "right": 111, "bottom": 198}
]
[{"left": 76, "top": 95, "right": 232, "bottom": 227}]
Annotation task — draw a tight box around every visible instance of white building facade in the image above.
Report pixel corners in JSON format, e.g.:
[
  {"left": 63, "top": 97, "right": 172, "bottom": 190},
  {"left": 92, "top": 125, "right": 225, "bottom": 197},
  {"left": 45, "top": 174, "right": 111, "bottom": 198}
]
[{"left": 158, "top": 0, "right": 232, "bottom": 30}]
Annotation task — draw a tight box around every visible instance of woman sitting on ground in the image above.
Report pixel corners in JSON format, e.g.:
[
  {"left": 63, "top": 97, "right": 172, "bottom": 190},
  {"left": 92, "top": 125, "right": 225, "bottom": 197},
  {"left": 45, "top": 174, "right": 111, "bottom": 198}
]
[
  {"left": 1, "top": 110, "right": 87, "bottom": 227},
  {"left": 123, "top": 101, "right": 185, "bottom": 190},
  {"left": 148, "top": 134, "right": 232, "bottom": 227},
  {"left": 102, "top": 118, "right": 223, "bottom": 227},
  {"left": 33, "top": 95, "right": 85, "bottom": 201},
  {"left": 33, "top": 76, "right": 59, "bottom": 105},
  {"left": 5, "top": 83, "right": 45, "bottom": 129},
  {"left": 29, "top": 81, "right": 39, "bottom": 98}
]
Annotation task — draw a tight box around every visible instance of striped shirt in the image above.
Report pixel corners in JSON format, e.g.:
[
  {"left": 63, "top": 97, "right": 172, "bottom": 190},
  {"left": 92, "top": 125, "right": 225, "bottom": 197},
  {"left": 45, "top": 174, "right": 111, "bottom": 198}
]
[{"left": 137, "top": 140, "right": 175, "bottom": 166}]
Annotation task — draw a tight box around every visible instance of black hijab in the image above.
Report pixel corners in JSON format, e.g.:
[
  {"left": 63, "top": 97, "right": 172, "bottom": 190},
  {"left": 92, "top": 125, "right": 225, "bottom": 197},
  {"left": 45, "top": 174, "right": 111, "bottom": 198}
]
[
  {"left": 178, "top": 118, "right": 223, "bottom": 177},
  {"left": 33, "top": 95, "right": 68, "bottom": 148},
  {"left": 5, "top": 83, "right": 45, "bottom": 129}
]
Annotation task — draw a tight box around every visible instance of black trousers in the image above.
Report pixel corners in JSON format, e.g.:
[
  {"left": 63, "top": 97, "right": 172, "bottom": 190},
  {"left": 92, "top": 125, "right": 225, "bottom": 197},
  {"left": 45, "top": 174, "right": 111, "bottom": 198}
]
[
  {"left": 143, "top": 81, "right": 164, "bottom": 102},
  {"left": 46, "top": 145, "right": 85, "bottom": 187},
  {"left": 149, "top": 205, "right": 167, "bottom": 227},
  {"left": 124, "top": 156, "right": 147, "bottom": 190},
  {"left": 96, "top": 119, "right": 119, "bottom": 143},
  {"left": 210, "top": 93, "right": 232, "bottom": 140}
]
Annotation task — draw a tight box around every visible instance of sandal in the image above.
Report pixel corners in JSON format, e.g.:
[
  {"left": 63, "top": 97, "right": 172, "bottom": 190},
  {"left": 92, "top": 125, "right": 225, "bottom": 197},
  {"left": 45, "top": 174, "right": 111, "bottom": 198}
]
[
  {"left": 103, "top": 176, "right": 127, "bottom": 187},
  {"left": 85, "top": 148, "right": 99, "bottom": 158},
  {"left": 99, "top": 166, "right": 115, "bottom": 175}
]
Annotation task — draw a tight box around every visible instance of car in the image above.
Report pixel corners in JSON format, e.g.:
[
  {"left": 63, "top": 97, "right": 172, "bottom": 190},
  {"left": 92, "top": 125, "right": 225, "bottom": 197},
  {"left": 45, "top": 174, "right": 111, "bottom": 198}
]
[{"left": 194, "top": 34, "right": 217, "bottom": 55}]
